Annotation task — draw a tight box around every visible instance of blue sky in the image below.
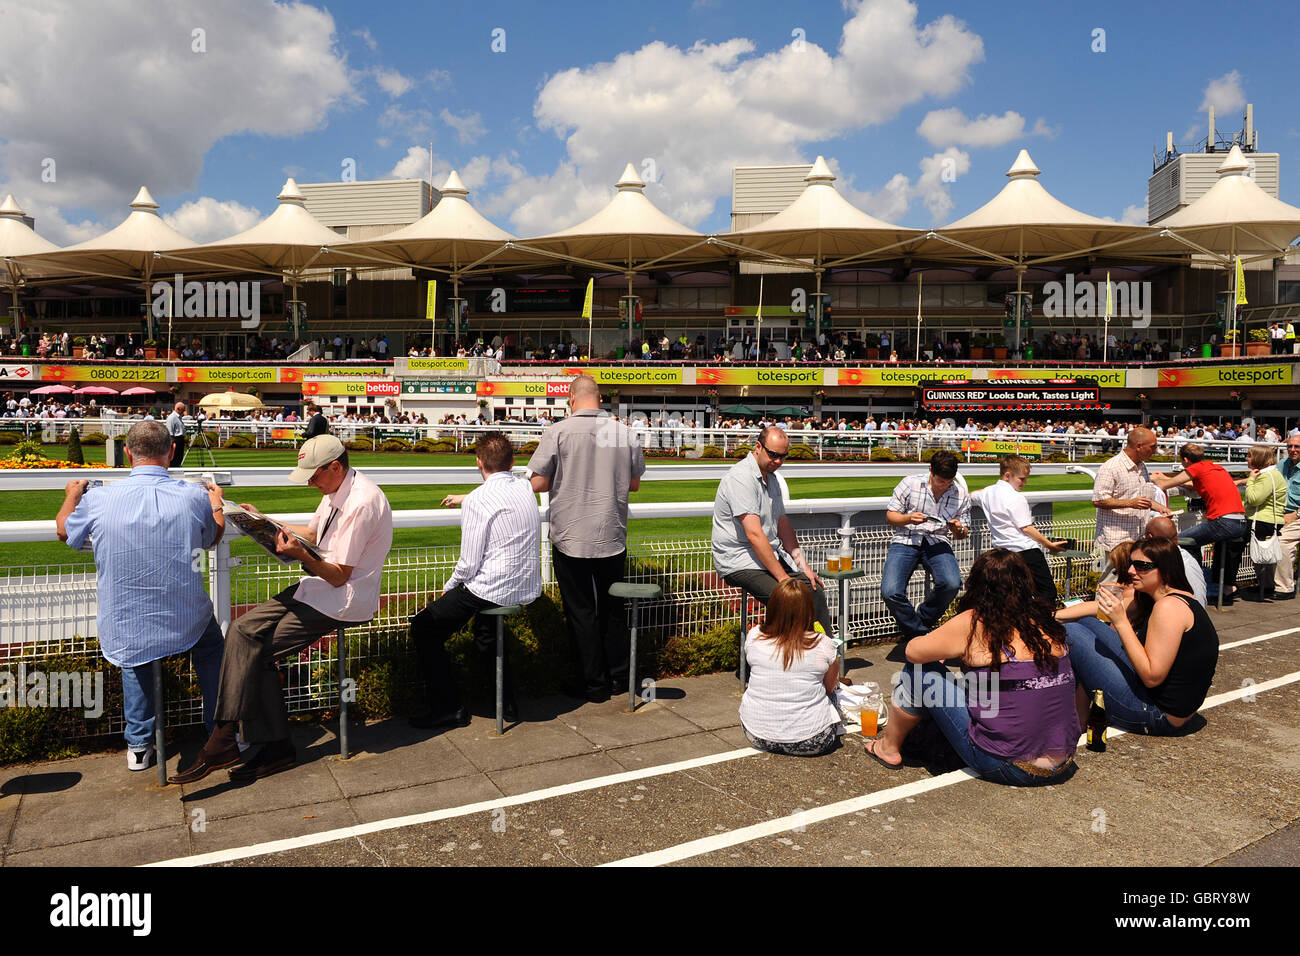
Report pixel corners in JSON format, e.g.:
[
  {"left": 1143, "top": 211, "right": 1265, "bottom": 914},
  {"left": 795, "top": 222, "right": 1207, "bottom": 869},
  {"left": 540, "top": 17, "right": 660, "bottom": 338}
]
[{"left": 1, "top": 0, "right": 1295, "bottom": 244}]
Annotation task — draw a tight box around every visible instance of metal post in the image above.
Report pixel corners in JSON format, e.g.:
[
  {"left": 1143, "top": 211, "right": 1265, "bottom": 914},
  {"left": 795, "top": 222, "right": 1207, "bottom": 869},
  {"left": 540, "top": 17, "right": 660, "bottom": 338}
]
[
  {"left": 738, "top": 596, "right": 749, "bottom": 688},
  {"left": 153, "top": 659, "right": 166, "bottom": 788},
  {"left": 208, "top": 540, "right": 235, "bottom": 637},
  {"left": 495, "top": 616, "right": 505, "bottom": 734},
  {"left": 837, "top": 576, "right": 849, "bottom": 676},
  {"left": 337, "top": 627, "right": 349, "bottom": 759},
  {"left": 627, "top": 597, "right": 639, "bottom": 713}
]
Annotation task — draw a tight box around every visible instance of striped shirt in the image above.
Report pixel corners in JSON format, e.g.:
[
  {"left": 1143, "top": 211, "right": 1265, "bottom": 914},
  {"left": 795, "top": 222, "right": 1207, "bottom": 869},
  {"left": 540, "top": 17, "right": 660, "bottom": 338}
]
[
  {"left": 63, "top": 466, "right": 218, "bottom": 668},
  {"left": 886, "top": 473, "right": 972, "bottom": 546},
  {"left": 1092, "top": 451, "right": 1152, "bottom": 552},
  {"left": 446, "top": 471, "right": 542, "bottom": 607}
]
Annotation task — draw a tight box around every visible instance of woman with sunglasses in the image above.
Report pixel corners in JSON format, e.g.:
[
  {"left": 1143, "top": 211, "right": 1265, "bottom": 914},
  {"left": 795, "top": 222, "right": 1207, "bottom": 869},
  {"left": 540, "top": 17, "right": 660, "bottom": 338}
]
[{"left": 1058, "top": 535, "right": 1218, "bottom": 735}]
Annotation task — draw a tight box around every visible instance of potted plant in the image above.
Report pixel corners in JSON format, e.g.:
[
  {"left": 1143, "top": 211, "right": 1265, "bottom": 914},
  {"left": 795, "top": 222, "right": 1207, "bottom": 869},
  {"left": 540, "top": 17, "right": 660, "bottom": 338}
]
[
  {"left": 991, "top": 338, "right": 1009, "bottom": 360},
  {"left": 1246, "top": 328, "right": 1271, "bottom": 356},
  {"left": 969, "top": 335, "right": 989, "bottom": 360},
  {"left": 143, "top": 338, "right": 158, "bottom": 360},
  {"left": 1219, "top": 330, "right": 1241, "bottom": 357}
]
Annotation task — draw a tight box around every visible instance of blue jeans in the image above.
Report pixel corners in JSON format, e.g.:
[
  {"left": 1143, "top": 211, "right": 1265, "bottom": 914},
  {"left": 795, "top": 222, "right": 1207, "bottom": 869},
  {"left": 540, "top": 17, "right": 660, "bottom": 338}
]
[
  {"left": 891, "top": 662, "right": 1075, "bottom": 786},
  {"left": 1182, "top": 515, "right": 1246, "bottom": 597},
  {"left": 881, "top": 541, "right": 962, "bottom": 638},
  {"left": 120, "top": 616, "right": 224, "bottom": 749},
  {"left": 1063, "top": 617, "right": 1180, "bottom": 735}
]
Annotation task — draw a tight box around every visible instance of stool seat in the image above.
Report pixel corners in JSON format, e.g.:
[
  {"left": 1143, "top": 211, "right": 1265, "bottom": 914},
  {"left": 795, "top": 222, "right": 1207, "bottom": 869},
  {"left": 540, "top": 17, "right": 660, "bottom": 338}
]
[
  {"left": 822, "top": 568, "right": 865, "bottom": 581},
  {"left": 1060, "top": 550, "right": 1092, "bottom": 560},
  {"left": 609, "top": 582, "right": 661, "bottom": 600},
  {"left": 482, "top": 604, "right": 523, "bottom": 616},
  {"left": 1177, "top": 537, "right": 1198, "bottom": 549}
]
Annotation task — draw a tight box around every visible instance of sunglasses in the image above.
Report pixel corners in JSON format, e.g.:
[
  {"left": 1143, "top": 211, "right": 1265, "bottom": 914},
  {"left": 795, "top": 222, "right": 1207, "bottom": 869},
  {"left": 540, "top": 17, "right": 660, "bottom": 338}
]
[
  {"left": 1129, "top": 559, "right": 1157, "bottom": 572},
  {"left": 759, "top": 442, "right": 787, "bottom": 460}
]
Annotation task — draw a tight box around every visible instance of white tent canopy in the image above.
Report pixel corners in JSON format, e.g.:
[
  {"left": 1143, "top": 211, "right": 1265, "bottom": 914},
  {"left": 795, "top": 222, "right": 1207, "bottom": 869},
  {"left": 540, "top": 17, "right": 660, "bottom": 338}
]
[
  {"left": 1158, "top": 145, "right": 1300, "bottom": 260},
  {"left": 722, "top": 156, "right": 919, "bottom": 265},
  {"left": 1, "top": 195, "right": 60, "bottom": 332},
  {"left": 524, "top": 163, "right": 706, "bottom": 270}
]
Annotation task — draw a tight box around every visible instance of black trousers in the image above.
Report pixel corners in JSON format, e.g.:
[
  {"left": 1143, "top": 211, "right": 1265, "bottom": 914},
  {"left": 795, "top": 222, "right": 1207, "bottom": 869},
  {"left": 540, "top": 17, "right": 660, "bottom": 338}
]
[
  {"left": 1016, "top": 547, "right": 1058, "bottom": 609},
  {"left": 170, "top": 436, "right": 185, "bottom": 467},
  {"left": 410, "top": 584, "right": 512, "bottom": 713},
  {"left": 724, "top": 561, "right": 835, "bottom": 636},
  {"left": 551, "top": 546, "right": 629, "bottom": 696}
]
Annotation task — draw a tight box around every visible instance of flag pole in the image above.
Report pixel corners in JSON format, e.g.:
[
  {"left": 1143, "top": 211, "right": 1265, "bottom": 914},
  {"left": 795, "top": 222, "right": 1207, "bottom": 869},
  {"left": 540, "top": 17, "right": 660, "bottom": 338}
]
[
  {"left": 756, "top": 275, "right": 764, "bottom": 360},
  {"left": 915, "top": 272, "right": 922, "bottom": 361}
]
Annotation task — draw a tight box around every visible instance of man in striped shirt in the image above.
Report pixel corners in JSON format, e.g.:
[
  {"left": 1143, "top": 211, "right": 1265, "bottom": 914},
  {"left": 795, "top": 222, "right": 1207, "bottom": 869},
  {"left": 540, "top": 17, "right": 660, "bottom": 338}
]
[
  {"left": 881, "top": 451, "right": 971, "bottom": 640},
  {"left": 409, "top": 432, "right": 542, "bottom": 729}
]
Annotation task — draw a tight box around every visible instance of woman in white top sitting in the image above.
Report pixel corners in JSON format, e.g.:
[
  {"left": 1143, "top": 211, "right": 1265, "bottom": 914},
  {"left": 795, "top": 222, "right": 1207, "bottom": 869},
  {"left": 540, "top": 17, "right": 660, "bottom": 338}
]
[{"left": 739, "top": 578, "right": 841, "bottom": 757}]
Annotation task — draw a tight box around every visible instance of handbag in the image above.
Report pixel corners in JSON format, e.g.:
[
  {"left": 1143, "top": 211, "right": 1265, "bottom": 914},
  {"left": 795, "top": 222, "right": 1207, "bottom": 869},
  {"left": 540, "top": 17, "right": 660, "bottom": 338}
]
[{"left": 1249, "top": 469, "right": 1285, "bottom": 565}]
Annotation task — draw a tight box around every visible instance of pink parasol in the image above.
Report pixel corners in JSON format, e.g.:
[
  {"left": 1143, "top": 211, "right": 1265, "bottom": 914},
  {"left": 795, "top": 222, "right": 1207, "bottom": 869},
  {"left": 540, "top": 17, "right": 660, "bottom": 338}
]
[
  {"left": 120, "top": 386, "right": 158, "bottom": 396},
  {"left": 29, "top": 384, "right": 75, "bottom": 394},
  {"left": 73, "top": 385, "right": 119, "bottom": 396}
]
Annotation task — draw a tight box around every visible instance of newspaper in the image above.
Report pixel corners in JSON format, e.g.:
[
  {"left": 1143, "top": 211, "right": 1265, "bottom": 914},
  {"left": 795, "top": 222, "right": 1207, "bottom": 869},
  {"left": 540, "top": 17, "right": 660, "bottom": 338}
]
[{"left": 221, "top": 502, "right": 324, "bottom": 564}]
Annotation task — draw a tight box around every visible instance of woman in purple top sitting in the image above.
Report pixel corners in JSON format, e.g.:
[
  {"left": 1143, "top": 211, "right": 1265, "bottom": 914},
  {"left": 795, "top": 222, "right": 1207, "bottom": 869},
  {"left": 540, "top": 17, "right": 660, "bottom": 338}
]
[{"left": 865, "top": 549, "right": 1086, "bottom": 785}]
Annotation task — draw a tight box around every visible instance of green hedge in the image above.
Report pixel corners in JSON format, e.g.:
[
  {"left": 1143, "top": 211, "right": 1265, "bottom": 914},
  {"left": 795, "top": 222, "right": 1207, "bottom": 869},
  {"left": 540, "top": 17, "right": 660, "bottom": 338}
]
[
  {"left": 786, "top": 443, "right": 816, "bottom": 461},
  {"left": 223, "top": 433, "right": 255, "bottom": 449},
  {"left": 382, "top": 438, "right": 412, "bottom": 452},
  {"left": 518, "top": 440, "right": 539, "bottom": 454},
  {"left": 700, "top": 444, "right": 724, "bottom": 459},
  {"left": 346, "top": 437, "right": 375, "bottom": 451},
  {"left": 919, "top": 448, "right": 965, "bottom": 463},
  {"left": 870, "top": 446, "right": 898, "bottom": 462}
]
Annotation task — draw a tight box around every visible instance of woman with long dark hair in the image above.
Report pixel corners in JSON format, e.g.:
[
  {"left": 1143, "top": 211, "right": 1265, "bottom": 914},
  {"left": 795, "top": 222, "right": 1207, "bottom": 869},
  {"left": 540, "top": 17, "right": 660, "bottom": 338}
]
[
  {"left": 865, "top": 549, "right": 1084, "bottom": 785},
  {"left": 739, "top": 577, "right": 841, "bottom": 757},
  {"left": 1062, "top": 534, "right": 1218, "bottom": 734}
]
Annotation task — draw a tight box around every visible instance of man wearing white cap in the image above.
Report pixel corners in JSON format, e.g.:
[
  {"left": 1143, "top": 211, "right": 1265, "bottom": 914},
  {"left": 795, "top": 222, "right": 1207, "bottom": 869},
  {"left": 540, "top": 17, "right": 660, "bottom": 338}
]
[{"left": 170, "top": 434, "right": 393, "bottom": 784}]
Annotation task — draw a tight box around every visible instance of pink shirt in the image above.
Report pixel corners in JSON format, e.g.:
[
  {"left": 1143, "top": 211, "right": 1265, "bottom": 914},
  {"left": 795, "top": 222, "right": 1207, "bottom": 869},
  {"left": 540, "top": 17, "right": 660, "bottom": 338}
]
[{"left": 294, "top": 468, "right": 393, "bottom": 622}]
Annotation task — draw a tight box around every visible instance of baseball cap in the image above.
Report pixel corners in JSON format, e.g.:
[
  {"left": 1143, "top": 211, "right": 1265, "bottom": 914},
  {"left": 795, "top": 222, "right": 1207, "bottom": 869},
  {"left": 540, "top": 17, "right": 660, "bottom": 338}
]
[{"left": 289, "top": 435, "right": 345, "bottom": 483}]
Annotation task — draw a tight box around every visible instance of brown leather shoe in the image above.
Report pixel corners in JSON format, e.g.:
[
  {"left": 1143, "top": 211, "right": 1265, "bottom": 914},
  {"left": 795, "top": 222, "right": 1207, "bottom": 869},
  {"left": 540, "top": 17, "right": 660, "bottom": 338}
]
[
  {"left": 167, "top": 745, "right": 241, "bottom": 785},
  {"left": 228, "top": 742, "right": 296, "bottom": 782}
]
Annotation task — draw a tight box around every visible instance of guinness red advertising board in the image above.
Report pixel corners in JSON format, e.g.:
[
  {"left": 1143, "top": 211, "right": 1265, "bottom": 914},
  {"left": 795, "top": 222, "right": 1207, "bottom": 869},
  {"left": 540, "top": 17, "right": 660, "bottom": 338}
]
[{"left": 920, "top": 378, "right": 1105, "bottom": 411}]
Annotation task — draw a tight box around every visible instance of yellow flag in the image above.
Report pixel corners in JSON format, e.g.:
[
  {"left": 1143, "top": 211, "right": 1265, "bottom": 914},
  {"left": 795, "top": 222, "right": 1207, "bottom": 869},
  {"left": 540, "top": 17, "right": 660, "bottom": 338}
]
[
  {"left": 1105, "top": 272, "right": 1113, "bottom": 319},
  {"left": 425, "top": 280, "right": 437, "bottom": 320},
  {"left": 581, "top": 278, "right": 594, "bottom": 319},
  {"left": 1236, "top": 257, "right": 1248, "bottom": 305}
]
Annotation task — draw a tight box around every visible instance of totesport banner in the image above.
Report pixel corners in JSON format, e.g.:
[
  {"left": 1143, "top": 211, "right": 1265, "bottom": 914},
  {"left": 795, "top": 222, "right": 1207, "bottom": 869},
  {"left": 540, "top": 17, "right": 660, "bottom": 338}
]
[
  {"left": 1157, "top": 365, "right": 1291, "bottom": 388},
  {"left": 406, "top": 357, "right": 470, "bottom": 372},
  {"left": 961, "top": 439, "right": 1044, "bottom": 458},
  {"left": 830, "top": 367, "right": 971, "bottom": 387},
  {"left": 301, "top": 380, "right": 401, "bottom": 397},
  {"left": 478, "top": 380, "right": 571, "bottom": 397},
  {"left": 279, "top": 365, "right": 390, "bottom": 382},
  {"left": 559, "top": 366, "right": 683, "bottom": 385},
  {"left": 40, "top": 365, "right": 166, "bottom": 383},
  {"left": 696, "top": 367, "right": 825, "bottom": 386},
  {"left": 990, "top": 367, "right": 1128, "bottom": 388},
  {"left": 177, "top": 365, "right": 277, "bottom": 384}
]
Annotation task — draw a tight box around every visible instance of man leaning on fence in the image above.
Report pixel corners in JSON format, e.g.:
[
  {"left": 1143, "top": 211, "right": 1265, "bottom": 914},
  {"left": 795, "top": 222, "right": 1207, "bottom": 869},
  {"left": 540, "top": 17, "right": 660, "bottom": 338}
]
[
  {"left": 880, "top": 449, "right": 971, "bottom": 640},
  {"left": 711, "top": 425, "right": 834, "bottom": 635},
  {"left": 1090, "top": 427, "right": 1170, "bottom": 580},
  {"left": 408, "top": 432, "right": 541, "bottom": 729},
  {"left": 169, "top": 434, "right": 393, "bottom": 784},
  {"left": 56, "top": 420, "right": 226, "bottom": 773},
  {"left": 526, "top": 374, "right": 646, "bottom": 703}
]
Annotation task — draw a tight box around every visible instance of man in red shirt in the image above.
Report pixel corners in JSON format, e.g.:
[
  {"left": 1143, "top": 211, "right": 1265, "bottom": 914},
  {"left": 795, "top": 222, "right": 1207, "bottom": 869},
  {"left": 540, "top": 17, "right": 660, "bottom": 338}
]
[{"left": 1152, "top": 443, "right": 1246, "bottom": 605}]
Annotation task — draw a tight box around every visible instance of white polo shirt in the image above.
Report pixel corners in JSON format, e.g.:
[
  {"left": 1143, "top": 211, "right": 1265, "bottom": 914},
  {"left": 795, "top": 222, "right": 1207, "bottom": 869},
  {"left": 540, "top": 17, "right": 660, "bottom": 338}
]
[{"left": 971, "top": 478, "right": 1038, "bottom": 552}]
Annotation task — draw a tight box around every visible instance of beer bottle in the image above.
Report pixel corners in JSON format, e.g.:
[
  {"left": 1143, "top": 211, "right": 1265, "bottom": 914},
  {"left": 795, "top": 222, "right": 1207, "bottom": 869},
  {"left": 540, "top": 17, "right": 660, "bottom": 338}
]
[{"left": 1086, "top": 689, "right": 1107, "bottom": 753}]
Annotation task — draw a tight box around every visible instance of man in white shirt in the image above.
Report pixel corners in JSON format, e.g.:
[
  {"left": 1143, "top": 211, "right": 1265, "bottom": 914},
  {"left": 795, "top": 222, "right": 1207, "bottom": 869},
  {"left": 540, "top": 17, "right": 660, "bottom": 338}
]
[
  {"left": 409, "top": 433, "right": 541, "bottom": 728},
  {"left": 971, "top": 456, "right": 1067, "bottom": 607}
]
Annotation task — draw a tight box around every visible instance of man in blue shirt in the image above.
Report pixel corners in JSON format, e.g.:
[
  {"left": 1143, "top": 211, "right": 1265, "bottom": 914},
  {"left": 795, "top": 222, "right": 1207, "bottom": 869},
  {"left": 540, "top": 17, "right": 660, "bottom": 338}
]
[
  {"left": 57, "top": 420, "right": 227, "bottom": 772},
  {"left": 1273, "top": 435, "right": 1300, "bottom": 599}
]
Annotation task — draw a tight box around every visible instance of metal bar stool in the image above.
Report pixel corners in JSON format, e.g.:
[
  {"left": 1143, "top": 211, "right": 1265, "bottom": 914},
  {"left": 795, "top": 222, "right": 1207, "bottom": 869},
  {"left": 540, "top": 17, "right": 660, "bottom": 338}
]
[
  {"left": 822, "top": 567, "right": 865, "bottom": 675},
  {"left": 152, "top": 660, "right": 166, "bottom": 788},
  {"left": 1180, "top": 536, "right": 1225, "bottom": 609},
  {"left": 335, "top": 627, "right": 351, "bottom": 759},
  {"left": 481, "top": 605, "right": 523, "bottom": 734},
  {"left": 737, "top": 592, "right": 753, "bottom": 688},
  {"left": 1060, "top": 550, "right": 1093, "bottom": 602},
  {"left": 609, "top": 582, "right": 662, "bottom": 712}
]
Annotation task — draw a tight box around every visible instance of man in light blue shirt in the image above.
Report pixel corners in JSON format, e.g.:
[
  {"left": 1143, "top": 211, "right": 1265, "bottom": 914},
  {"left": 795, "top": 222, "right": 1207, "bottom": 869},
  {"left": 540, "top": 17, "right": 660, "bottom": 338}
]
[
  {"left": 57, "top": 420, "right": 226, "bottom": 772},
  {"left": 1272, "top": 435, "right": 1300, "bottom": 598}
]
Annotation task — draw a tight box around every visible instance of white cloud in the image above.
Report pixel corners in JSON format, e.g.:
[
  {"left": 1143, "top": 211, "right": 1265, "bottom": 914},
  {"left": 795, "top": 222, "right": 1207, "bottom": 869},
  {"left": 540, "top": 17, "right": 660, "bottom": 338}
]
[
  {"left": 379, "top": 103, "right": 433, "bottom": 139},
  {"left": 1200, "top": 70, "right": 1246, "bottom": 116},
  {"left": 830, "top": 149, "right": 969, "bottom": 225},
  {"left": 482, "top": 0, "right": 983, "bottom": 234},
  {"left": 163, "top": 196, "right": 263, "bottom": 243},
  {"left": 352, "top": 27, "right": 378, "bottom": 52},
  {"left": 0, "top": 0, "right": 353, "bottom": 244},
  {"left": 917, "top": 108, "right": 1046, "bottom": 148},
  {"left": 1120, "top": 202, "right": 1147, "bottom": 226},
  {"left": 426, "top": 69, "right": 452, "bottom": 91},
  {"left": 374, "top": 68, "right": 414, "bottom": 98},
  {"left": 440, "top": 109, "right": 487, "bottom": 145},
  {"left": 388, "top": 146, "right": 435, "bottom": 181}
]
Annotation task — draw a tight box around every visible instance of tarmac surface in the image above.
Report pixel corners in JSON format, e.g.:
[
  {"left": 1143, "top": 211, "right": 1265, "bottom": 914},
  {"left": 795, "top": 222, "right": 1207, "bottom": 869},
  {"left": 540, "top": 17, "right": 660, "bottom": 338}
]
[{"left": 1, "top": 597, "right": 1297, "bottom": 868}]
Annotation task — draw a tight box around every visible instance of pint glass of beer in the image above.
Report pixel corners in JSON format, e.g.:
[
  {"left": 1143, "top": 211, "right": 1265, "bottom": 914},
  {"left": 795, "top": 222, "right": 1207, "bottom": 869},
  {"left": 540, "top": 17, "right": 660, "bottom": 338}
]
[{"left": 1095, "top": 583, "right": 1123, "bottom": 624}]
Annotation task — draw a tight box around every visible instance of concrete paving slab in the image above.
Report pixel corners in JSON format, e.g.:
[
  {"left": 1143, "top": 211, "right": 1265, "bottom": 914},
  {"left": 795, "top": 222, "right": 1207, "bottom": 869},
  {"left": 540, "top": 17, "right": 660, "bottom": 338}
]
[
  {"left": 605, "top": 731, "right": 741, "bottom": 771},
  {"left": 177, "top": 747, "right": 345, "bottom": 822},
  {"left": 652, "top": 672, "right": 745, "bottom": 731},
  {"left": 188, "top": 798, "right": 357, "bottom": 857},
  {"left": 5, "top": 753, "right": 184, "bottom": 852},
  {"left": 557, "top": 698, "right": 705, "bottom": 749},
  {"left": 446, "top": 713, "right": 600, "bottom": 774},
  {"left": 6, "top": 824, "right": 190, "bottom": 867},
  {"left": 348, "top": 773, "right": 504, "bottom": 826},
  {"left": 487, "top": 752, "right": 626, "bottom": 797},
  {"left": 327, "top": 729, "right": 480, "bottom": 799}
]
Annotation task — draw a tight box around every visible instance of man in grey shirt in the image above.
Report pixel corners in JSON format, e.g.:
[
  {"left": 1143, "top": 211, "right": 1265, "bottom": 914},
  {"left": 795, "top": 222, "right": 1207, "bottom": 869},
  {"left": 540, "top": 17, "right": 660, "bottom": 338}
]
[
  {"left": 528, "top": 374, "right": 646, "bottom": 702},
  {"left": 165, "top": 401, "right": 186, "bottom": 467},
  {"left": 712, "top": 426, "right": 833, "bottom": 633}
]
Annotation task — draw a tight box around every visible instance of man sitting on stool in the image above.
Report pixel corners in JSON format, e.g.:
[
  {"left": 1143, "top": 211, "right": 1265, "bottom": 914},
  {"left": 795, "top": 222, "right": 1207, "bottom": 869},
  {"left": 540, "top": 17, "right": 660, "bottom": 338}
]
[
  {"left": 881, "top": 449, "right": 971, "bottom": 640},
  {"left": 971, "top": 455, "right": 1067, "bottom": 608},
  {"left": 409, "top": 432, "right": 541, "bottom": 728}
]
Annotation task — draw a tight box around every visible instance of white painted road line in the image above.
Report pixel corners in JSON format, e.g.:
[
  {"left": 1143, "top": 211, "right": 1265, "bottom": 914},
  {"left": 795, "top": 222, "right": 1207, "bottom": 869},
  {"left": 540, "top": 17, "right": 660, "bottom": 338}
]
[
  {"left": 601, "top": 669, "right": 1300, "bottom": 867},
  {"left": 143, "top": 745, "right": 759, "bottom": 868},
  {"left": 140, "top": 623, "right": 1299, "bottom": 868}
]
